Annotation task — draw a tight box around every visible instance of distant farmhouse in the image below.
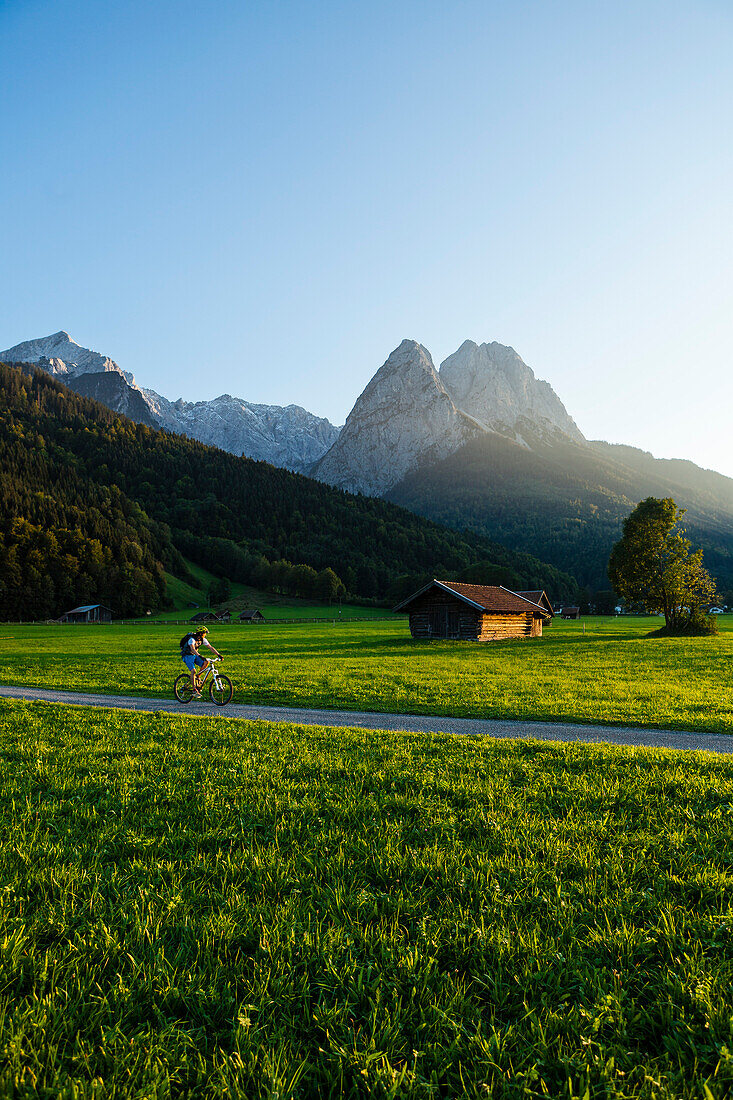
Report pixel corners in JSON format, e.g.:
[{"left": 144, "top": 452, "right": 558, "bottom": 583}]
[
  {"left": 238, "top": 609, "right": 265, "bottom": 622},
  {"left": 561, "top": 606, "right": 581, "bottom": 619},
  {"left": 394, "top": 580, "right": 552, "bottom": 641},
  {"left": 60, "top": 604, "right": 113, "bottom": 624}
]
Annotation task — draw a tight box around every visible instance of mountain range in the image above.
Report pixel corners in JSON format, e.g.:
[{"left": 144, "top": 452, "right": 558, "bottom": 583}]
[
  {"left": 0, "top": 332, "right": 339, "bottom": 473},
  {"left": 0, "top": 331, "right": 586, "bottom": 485},
  {"left": 3, "top": 330, "right": 732, "bottom": 593}
]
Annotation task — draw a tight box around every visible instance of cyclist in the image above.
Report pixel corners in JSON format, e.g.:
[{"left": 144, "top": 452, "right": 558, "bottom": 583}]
[{"left": 180, "top": 626, "right": 223, "bottom": 698}]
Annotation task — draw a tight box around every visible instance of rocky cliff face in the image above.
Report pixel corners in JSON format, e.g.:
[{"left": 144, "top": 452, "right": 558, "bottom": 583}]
[
  {"left": 65, "top": 371, "right": 159, "bottom": 427},
  {"left": 0, "top": 332, "right": 339, "bottom": 473},
  {"left": 311, "top": 340, "right": 482, "bottom": 495},
  {"left": 312, "top": 338, "right": 585, "bottom": 494},
  {"left": 439, "top": 340, "right": 584, "bottom": 443}
]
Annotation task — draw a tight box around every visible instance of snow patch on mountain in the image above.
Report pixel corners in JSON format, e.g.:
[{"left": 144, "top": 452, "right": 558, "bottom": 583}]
[
  {"left": 1, "top": 331, "right": 125, "bottom": 378},
  {"left": 143, "top": 388, "right": 340, "bottom": 472}
]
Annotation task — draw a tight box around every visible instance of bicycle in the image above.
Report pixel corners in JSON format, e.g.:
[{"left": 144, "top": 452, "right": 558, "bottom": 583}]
[{"left": 174, "top": 658, "right": 233, "bottom": 706}]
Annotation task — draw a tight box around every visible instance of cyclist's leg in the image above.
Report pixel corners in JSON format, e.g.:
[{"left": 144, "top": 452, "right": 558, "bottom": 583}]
[
  {"left": 183, "top": 654, "right": 202, "bottom": 694},
  {"left": 192, "top": 655, "right": 206, "bottom": 692}
]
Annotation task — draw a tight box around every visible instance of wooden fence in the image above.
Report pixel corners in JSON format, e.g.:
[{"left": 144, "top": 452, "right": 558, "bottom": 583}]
[{"left": 3, "top": 617, "right": 398, "bottom": 626}]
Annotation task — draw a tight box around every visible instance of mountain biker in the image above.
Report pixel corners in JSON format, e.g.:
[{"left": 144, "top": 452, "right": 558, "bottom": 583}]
[{"left": 180, "top": 626, "right": 223, "bottom": 698}]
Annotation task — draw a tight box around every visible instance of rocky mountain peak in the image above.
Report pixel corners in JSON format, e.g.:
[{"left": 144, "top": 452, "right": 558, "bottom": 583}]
[
  {"left": 355, "top": 339, "right": 449, "bottom": 410},
  {"left": 311, "top": 340, "right": 481, "bottom": 495},
  {"left": 0, "top": 331, "right": 121, "bottom": 377},
  {"left": 439, "top": 340, "right": 584, "bottom": 443},
  {"left": 312, "top": 336, "right": 588, "bottom": 497}
]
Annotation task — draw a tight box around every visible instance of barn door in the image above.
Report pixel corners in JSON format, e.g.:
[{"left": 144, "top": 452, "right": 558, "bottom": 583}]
[{"left": 446, "top": 611, "right": 460, "bottom": 638}]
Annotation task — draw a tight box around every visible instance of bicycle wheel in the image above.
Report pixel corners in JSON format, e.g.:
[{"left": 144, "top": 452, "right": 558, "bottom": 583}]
[
  {"left": 209, "top": 674, "right": 233, "bottom": 707},
  {"left": 174, "top": 674, "right": 196, "bottom": 703}
]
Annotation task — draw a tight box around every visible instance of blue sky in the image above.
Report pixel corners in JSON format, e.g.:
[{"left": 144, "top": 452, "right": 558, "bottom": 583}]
[{"left": 2, "top": 0, "right": 732, "bottom": 475}]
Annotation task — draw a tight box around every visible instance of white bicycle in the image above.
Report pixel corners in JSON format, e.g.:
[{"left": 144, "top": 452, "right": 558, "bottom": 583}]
[{"left": 174, "top": 658, "right": 233, "bottom": 706}]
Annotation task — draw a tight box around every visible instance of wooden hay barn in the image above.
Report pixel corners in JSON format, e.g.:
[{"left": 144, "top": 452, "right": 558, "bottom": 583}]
[
  {"left": 190, "top": 611, "right": 218, "bottom": 623},
  {"left": 238, "top": 609, "right": 265, "bottom": 622},
  {"left": 60, "top": 603, "right": 113, "bottom": 624},
  {"left": 394, "top": 580, "right": 551, "bottom": 641},
  {"left": 561, "top": 606, "right": 580, "bottom": 619}
]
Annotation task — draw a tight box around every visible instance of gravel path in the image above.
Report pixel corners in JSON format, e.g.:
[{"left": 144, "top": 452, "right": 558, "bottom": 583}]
[{"left": 1, "top": 684, "right": 730, "bottom": 754}]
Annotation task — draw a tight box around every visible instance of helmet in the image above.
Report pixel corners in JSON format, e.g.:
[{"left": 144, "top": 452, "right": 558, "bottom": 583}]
[{"left": 197, "top": 626, "right": 209, "bottom": 635}]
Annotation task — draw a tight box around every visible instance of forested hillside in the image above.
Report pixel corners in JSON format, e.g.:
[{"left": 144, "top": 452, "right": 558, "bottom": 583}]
[
  {"left": 0, "top": 362, "right": 576, "bottom": 618},
  {"left": 389, "top": 430, "right": 733, "bottom": 594}
]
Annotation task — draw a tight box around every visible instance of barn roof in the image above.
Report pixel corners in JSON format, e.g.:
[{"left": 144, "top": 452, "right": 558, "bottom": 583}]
[
  {"left": 394, "top": 580, "right": 550, "bottom": 616},
  {"left": 516, "top": 589, "right": 554, "bottom": 615},
  {"left": 65, "top": 604, "right": 112, "bottom": 614},
  {"left": 238, "top": 608, "right": 264, "bottom": 618}
]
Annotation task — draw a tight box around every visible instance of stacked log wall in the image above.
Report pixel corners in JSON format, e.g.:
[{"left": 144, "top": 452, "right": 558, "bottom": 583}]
[
  {"left": 409, "top": 609, "right": 482, "bottom": 640},
  {"left": 477, "top": 612, "right": 537, "bottom": 640}
]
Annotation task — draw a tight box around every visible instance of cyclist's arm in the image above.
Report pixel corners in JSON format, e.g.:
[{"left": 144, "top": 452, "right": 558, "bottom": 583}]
[{"left": 202, "top": 638, "right": 222, "bottom": 659}]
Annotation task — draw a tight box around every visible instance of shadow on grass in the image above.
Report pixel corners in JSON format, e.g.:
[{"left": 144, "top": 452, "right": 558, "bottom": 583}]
[
  {"left": 341, "top": 632, "right": 645, "bottom": 652},
  {"left": 255, "top": 632, "right": 654, "bottom": 659}
]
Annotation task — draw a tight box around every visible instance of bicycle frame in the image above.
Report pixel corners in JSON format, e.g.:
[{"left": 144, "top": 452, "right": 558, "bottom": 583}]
[{"left": 194, "top": 658, "right": 223, "bottom": 691}]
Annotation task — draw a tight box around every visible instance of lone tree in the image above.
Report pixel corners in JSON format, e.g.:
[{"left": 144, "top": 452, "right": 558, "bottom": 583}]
[{"left": 608, "top": 497, "right": 717, "bottom": 634}]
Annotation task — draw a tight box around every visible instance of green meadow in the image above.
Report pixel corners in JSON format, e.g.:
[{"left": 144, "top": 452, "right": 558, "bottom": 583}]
[
  {"left": 157, "top": 562, "right": 392, "bottom": 623},
  {"left": 3, "top": 616, "right": 732, "bottom": 734},
  {"left": 2, "top": 699, "right": 733, "bottom": 1098}
]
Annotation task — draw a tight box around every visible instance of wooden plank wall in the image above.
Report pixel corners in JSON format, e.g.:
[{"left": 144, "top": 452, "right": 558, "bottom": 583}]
[
  {"left": 478, "top": 612, "right": 536, "bottom": 640},
  {"left": 408, "top": 607, "right": 540, "bottom": 641}
]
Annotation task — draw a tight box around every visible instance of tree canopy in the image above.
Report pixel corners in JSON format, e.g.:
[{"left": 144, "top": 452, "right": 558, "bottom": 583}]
[{"left": 608, "top": 497, "right": 717, "bottom": 634}]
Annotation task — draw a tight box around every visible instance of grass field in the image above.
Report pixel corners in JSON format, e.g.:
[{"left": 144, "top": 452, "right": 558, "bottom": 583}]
[
  {"left": 160, "top": 566, "right": 250, "bottom": 618},
  {"left": 2, "top": 616, "right": 732, "bottom": 734},
  {"left": 1, "top": 698, "right": 732, "bottom": 1098}
]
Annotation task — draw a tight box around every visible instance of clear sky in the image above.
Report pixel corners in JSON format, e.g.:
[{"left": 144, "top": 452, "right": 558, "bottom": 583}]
[{"left": 2, "top": 0, "right": 732, "bottom": 476}]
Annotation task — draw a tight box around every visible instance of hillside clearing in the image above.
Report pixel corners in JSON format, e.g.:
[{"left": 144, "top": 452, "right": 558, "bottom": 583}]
[{"left": 158, "top": 563, "right": 390, "bottom": 622}]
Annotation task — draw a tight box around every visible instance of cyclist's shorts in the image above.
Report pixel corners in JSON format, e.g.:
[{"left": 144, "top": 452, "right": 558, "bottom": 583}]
[{"left": 182, "top": 654, "right": 205, "bottom": 672}]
